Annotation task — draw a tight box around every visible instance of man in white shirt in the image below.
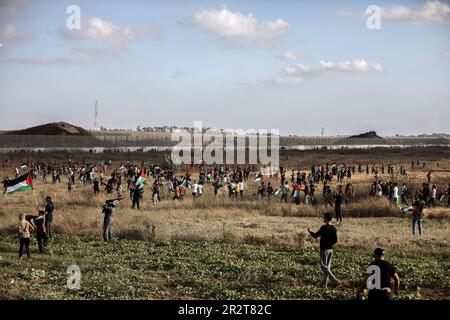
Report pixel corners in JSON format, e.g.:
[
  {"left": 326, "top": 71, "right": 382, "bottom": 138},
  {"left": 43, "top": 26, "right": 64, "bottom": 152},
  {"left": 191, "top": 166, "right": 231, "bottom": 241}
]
[
  {"left": 430, "top": 185, "right": 437, "bottom": 208},
  {"left": 393, "top": 183, "right": 399, "bottom": 204}
]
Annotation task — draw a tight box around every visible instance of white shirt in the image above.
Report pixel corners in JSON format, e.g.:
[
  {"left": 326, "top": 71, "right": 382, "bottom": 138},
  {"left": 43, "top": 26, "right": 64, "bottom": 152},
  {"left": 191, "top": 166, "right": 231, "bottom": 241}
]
[{"left": 393, "top": 186, "right": 398, "bottom": 198}]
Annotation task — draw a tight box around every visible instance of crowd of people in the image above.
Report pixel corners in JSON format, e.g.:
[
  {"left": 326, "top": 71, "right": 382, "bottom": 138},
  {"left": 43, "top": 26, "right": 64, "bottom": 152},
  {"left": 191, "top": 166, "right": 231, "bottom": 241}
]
[{"left": 2, "top": 157, "right": 449, "bottom": 301}]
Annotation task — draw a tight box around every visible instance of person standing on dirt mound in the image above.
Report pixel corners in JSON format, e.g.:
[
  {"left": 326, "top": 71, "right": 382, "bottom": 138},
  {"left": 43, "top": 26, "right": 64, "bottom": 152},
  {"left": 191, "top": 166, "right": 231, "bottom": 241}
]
[{"left": 308, "top": 213, "right": 340, "bottom": 289}]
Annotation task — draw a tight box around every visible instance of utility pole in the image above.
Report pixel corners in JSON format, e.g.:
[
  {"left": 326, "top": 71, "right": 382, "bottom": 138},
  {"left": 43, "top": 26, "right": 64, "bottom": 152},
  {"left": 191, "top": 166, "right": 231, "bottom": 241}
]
[{"left": 94, "top": 101, "right": 99, "bottom": 131}]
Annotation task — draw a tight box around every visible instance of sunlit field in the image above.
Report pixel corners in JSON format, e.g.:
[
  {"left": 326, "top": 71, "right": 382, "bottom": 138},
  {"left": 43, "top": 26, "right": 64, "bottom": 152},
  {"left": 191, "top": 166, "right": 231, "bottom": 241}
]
[{"left": 0, "top": 148, "right": 449, "bottom": 300}]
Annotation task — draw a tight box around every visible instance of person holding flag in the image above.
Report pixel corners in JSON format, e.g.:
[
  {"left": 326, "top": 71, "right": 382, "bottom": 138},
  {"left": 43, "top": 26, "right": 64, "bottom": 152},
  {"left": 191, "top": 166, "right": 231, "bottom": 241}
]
[
  {"left": 102, "top": 197, "right": 122, "bottom": 242},
  {"left": 3, "top": 171, "right": 33, "bottom": 195}
]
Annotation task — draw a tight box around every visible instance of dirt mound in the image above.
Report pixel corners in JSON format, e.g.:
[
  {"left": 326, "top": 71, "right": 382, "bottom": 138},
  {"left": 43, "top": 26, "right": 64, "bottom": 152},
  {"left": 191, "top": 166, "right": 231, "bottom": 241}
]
[
  {"left": 348, "top": 131, "right": 382, "bottom": 139},
  {"left": 4, "top": 122, "right": 92, "bottom": 136}
]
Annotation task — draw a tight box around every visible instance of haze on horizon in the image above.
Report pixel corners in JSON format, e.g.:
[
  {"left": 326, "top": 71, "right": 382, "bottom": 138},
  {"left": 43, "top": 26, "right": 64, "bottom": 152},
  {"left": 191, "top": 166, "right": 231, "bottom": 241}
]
[{"left": 0, "top": 0, "right": 449, "bottom": 136}]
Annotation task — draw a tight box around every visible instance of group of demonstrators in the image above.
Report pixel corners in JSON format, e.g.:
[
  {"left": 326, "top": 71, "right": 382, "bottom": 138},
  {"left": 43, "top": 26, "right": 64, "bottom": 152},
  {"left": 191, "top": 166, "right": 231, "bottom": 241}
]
[
  {"left": 2, "top": 157, "right": 448, "bottom": 301},
  {"left": 17, "top": 196, "right": 54, "bottom": 259}
]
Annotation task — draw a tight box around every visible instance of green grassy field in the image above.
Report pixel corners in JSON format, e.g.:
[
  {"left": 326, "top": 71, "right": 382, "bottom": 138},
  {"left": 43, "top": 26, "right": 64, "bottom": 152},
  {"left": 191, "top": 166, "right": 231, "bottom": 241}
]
[{"left": 0, "top": 235, "right": 449, "bottom": 300}]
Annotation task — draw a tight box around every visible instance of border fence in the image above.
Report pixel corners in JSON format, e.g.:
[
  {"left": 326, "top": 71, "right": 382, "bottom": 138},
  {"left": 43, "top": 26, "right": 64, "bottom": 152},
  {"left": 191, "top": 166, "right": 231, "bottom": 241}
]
[{"left": 0, "top": 134, "right": 449, "bottom": 153}]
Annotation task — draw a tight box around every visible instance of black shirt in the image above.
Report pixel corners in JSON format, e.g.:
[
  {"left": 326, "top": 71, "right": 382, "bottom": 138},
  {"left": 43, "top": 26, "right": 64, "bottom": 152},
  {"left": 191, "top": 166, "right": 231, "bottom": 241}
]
[
  {"left": 309, "top": 224, "right": 337, "bottom": 250},
  {"left": 45, "top": 202, "right": 54, "bottom": 221},
  {"left": 369, "top": 260, "right": 397, "bottom": 290}
]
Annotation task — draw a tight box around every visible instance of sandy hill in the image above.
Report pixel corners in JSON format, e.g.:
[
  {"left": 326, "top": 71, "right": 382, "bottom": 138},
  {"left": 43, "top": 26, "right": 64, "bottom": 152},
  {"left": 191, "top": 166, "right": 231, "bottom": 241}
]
[
  {"left": 348, "top": 131, "right": 382, "bottom": 139},
  {"left": 4, "top": 122, "right": 92, "bottom": 136}
]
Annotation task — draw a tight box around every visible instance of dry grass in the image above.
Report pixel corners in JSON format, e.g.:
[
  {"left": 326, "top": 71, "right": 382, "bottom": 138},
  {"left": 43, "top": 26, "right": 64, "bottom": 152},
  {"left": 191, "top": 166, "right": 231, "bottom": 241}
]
[{"left": 1, "top": 149, "right": 449, "bottom": 254}]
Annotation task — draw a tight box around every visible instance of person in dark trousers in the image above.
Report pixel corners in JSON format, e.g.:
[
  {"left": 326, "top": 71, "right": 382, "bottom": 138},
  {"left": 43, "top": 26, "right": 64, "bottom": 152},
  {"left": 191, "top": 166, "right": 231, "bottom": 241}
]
[
  {"left": 132, "top": 186, "right": 141, "bottom": 209},
  {"left": 267, "top": 182, "right": 274, "bottom": 204},
  {"left": 18, "top": 213, "right": 34, "bottom": 259},
  {"left": 333, "top": 189, "right": 343, "bottom": 223},
  {"left": 44, "top": 196, "right": 54, "bottom": 239},
  {"left": 366, "top": 248, "right": 400, "bottom": 301},
  {"left": 280, "top": 181, "right": 289, "bottom": 203},
  {"left": 308, "top": 213, "right": 340, "bottom": 288},
  {"left": 93, "top": 178, "right": 100, "bottom": 195},
  {"left": 412, "top": 195, "right": 425, "bottom": 238},
  {"left": 102, "top": 200, "right": 116, "bottom": 242},
  {"left": 447, "top": 184, "right": 450, "bottom": 207},
  {"left": 34, "top": 210, "right": 48, "bottom": 253}
]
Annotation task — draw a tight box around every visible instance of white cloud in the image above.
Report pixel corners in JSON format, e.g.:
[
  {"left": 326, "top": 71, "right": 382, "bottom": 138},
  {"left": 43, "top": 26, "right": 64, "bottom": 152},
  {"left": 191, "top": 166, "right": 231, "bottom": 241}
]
[
  {"left": 1, "top": 47, "right": 109, "bottom": 65},
  {"left": 61, "top": 17, "right": 163, "bottom": 48},
  {"left": 271, "top": 59, "right": 382, "bottom": 85},
  {"left": 367, "top": 0, "right": 450, "bottom": 23},
  {"left": 277, "top": 51, "right": 304, "bottom": 61},
  {"left": 2, "top": 16, "right": 164, "bottom": 65},
  {"left": 0, "top": 0, "right": 31, "bottom": 43},
  {"left": 183, "top": 6, "right": 291, "bottom": 46},
  {"left": 0, "top": 23, "right": 29, "bottom": 41}
]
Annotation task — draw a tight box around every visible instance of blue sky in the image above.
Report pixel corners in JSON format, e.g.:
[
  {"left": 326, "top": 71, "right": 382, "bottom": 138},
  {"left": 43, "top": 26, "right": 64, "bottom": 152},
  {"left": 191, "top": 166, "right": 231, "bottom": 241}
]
[{"left": 0, "top": 0, "right": 449, "bottom": 135}]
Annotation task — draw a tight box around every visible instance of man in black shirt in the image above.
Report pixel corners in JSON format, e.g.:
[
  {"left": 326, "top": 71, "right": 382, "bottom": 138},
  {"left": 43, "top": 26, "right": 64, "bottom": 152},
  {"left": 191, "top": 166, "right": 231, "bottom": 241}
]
[
  {"left": 44, "top": 196, "right": 54, "bottom": 239},
  {"left": 93, "top": 178, "right": 100, "bottom": 195},
  {"left": 334, "top": 189, "right": 343, "bottom": 223},
  {"left": 367, "top": 248, "right": 400, "bottom": 301},
  {"left": 308, "top": 212, "right": 340, "bottom": 288}
]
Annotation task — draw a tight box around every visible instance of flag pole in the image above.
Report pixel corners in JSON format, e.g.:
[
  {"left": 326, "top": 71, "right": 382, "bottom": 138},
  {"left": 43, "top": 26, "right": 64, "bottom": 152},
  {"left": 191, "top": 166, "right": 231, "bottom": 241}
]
[{"left": 33, "top": 188, "right": 38, "bottom": 207}]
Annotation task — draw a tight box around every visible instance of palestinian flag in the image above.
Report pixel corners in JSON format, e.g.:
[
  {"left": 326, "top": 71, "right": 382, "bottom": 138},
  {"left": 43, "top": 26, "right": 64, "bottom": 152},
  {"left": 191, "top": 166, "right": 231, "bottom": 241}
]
[
  {"left": 21, "top": 163, "right": 28, "bottom": 171},
  {"left": 255, "top": 175, "right": 262, "bottom": 184},
  {"left": 4, "top": 172, "right": 33, "bottom": 195},
  {"left": 401, "top": 206, "right": 418, "bottom": 214},
  {"left": 136, "top": 169, "right": 147, "bottom": 189}
]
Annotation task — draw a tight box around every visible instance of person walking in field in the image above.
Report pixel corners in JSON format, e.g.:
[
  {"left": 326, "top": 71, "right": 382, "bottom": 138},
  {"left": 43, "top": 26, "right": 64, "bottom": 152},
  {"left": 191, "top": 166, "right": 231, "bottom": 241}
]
[
  {"left": 44, "top": 196, "right": 54, "bottom": 240},
  {"left": 333, "top": 187, "right": 343, "bottom": 223},
  {"left": 18, "top": 213, "right": 34, "bottom": 260},
  {"left": 400, "top": 183, "right": 409, "bottom": 205},
  {"left": 427, "top": 170, "right": 432, "bottom": 183},
  {"left": 238, "top": 180, "right": 244, "bottom": 198},
  {"left": 403, "top": 195, "right": 426, "bottom": 238},
  {"left": 132, "top": 186, "right": 141, "bottom": 209},
  {"left": 102, "top": 200, "right": 115, "bottom": 242},
  {"left": 34, "top": 210, "right": 48, "bottom": 253},
  {"left": 280, "top": 181, "right": 289, "bottom": 203},
  {"left": 152, "top": 183, "right": 160, "bottom": 205},
  {"left": 366, "top": 248, "right": 400, "bottom": 301},
  {"left": 267, "top": 182, "right": 274, "bottom": 204},
  {"left": 308, "top": 212, "right": 340, "bottom": 289},
  {"left": 93, "top": 178, "right": 100, "bottom": 195},
  {"left": 392, "top": 183, "right": 399, "bottom": 204},
  {"left": 430, "top": 185, "right": 437, "bottom": 208}
]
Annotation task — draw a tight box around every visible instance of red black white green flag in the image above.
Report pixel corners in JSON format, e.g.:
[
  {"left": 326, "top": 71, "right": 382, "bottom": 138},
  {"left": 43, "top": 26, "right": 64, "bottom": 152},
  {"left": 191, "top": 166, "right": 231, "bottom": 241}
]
[{"left": 3, "top": 172, "right": 33, "bottom": 195}]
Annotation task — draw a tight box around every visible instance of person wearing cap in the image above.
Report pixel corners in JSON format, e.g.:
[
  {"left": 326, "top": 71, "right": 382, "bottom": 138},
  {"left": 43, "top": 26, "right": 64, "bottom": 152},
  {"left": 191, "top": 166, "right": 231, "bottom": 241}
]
[
  {"left": 308, "top": 212, "right": 340, "bottom": 288},
  {"left": 366, "top": 248, "right": 400, "bottom": 301}
]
